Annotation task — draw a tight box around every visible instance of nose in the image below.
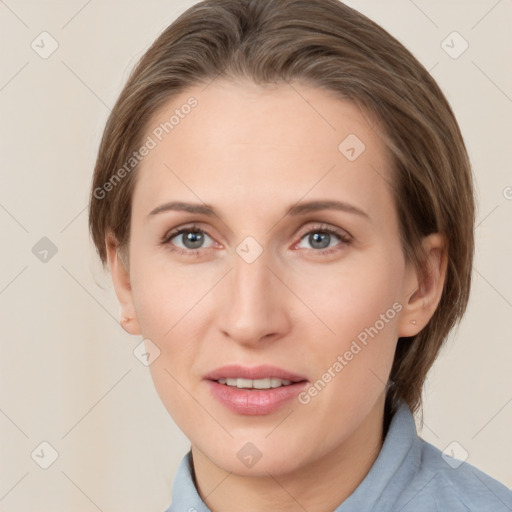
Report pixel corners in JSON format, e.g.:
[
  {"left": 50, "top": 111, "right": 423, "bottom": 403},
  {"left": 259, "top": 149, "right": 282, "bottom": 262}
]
[{"left": 216, "top": 251, "right": 291, "bottom": 346}]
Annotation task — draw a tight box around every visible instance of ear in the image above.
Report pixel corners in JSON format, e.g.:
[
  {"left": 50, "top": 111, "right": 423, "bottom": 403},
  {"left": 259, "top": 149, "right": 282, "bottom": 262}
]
[
  {"left": 397, "top": 233, "right": 448, "bottom": 337},
  {"left": 105, "top": 232, "right": 141, "bottom": 336}
]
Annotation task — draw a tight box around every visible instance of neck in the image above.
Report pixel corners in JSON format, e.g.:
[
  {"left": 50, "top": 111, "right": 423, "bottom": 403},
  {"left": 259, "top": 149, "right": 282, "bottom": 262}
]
[{"left": 191, "top": 394, "right": 386, "bottom": 512}]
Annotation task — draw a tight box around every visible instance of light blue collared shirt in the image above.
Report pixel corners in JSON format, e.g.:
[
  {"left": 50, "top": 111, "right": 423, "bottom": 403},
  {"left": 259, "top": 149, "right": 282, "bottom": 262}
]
[{"left": 165, "top": 402, "right": 512, "bottom": 511}]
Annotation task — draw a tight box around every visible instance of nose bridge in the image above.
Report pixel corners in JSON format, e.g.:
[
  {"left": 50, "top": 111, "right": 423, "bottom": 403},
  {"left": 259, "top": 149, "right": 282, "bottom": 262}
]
[
  {"left": 217, "top": 247, "right": 289, "bottom": 344},
  {"left": 233, "top": 253, "right": 270, "bottom": 308}
]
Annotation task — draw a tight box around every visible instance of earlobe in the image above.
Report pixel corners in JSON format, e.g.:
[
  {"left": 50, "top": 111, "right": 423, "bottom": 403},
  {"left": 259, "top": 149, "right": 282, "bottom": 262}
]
[
  {"left": 105, "top": 232, "right": 141, "bottom": 336},
  {"left": 397, "top": 233, "right": 448, "bottom": 338}
]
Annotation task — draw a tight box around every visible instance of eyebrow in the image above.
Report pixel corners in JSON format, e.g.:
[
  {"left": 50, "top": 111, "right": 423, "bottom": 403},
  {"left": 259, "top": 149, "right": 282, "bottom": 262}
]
[
  {"left": 148, "top": 199, "right": 369, "bottom": 220},
  {"left": 286, "top": 200, "right": 369, "bottom": 219}
]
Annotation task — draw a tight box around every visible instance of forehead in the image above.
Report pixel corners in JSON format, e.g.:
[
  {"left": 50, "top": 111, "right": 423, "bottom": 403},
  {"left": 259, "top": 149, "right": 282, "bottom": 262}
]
[{"left": 133, "top": 80, "right": 394, "bottom": 218}]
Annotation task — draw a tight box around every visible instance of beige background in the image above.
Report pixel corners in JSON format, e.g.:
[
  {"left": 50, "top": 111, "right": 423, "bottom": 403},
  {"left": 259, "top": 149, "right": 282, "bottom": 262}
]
[{"left": 0, "top": 0, "right": 511, "bottom": 510}]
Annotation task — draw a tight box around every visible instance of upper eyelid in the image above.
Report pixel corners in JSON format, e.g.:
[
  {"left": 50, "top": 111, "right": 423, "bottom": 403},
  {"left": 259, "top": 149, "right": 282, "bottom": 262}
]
[{"left": 296, "top": 222, "right": 348, "bottom": 236}]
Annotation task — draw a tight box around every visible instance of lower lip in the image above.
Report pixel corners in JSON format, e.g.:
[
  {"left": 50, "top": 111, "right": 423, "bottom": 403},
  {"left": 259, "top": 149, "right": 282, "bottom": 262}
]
[{"left": 206, "top": 380, "right": 309, "bottom": 415}]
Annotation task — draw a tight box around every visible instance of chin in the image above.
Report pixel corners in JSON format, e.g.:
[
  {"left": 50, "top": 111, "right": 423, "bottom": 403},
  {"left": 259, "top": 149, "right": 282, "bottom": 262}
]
[
  {"left": 192, "top": 433, "right": 315, "bottom": 478},
  {"left": 223, "top": 451, "right": 302, "bottom": 477}
]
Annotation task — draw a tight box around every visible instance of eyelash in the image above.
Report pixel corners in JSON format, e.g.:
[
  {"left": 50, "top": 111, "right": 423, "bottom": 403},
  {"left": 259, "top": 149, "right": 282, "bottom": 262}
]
[
  {"left": 161, "top": 223, "right": 352, "bottom": 257},
  {"left": 295, "top": 224, "right": 352, "bottom": 255}
]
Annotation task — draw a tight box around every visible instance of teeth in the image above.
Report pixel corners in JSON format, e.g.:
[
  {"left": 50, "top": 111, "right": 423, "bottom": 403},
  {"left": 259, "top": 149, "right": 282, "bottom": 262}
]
[{"left": 217, "top": 377, "right": 292, "bottom": 389}]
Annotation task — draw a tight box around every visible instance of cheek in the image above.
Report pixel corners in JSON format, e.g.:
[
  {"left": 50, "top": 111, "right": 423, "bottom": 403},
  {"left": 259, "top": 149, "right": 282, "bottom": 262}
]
[
  {"left": 128, "top": 255, "right": 219, "bottom": 382},
  {"left": 296, "top": 252, "right": 404, "bottom": 341},
  {"left": 292, "top": 251, "right": 404, "bottom": 401},
  {"left": 129, "top": 252, "right": 216, "bottom": 337},
  {"left": 130, "top": 263, "right": 211, "bottom": 427}
]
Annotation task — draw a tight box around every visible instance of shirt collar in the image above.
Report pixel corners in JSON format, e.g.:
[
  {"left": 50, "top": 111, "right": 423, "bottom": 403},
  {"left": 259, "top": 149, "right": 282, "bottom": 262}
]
[
  {"left": 168, "top": 448, "right": 210, "bottom": 512},
  {"left": 335, "top": 402, "right": 420, "bottom": 511},
  {"left": 167, "top": 402, "right": 418, "bottom": 512}
]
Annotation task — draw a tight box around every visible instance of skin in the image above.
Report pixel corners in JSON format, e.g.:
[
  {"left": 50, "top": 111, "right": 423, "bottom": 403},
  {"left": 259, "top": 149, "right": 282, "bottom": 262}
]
[{"left": 107, "top": 80, "right": 447, "bottom": 512}]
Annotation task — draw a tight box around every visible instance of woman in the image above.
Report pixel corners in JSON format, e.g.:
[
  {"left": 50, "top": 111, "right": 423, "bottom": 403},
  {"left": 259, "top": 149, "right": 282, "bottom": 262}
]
[{"left": 88, "top": 0, "right": 512, "bottom": 510}]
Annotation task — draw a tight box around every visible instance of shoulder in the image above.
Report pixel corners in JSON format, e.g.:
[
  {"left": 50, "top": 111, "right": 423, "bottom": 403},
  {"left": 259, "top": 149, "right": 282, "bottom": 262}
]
[{"left": 395, "top": 436, "right": 512, "bottom": 512}]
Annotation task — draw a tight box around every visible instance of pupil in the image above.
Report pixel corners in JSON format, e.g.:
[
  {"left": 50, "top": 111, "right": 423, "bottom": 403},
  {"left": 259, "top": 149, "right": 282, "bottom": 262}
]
[
  {"left": 183, "top": 231, "right": 204, "bottom": 249},
  {"left": 309, "top": 232, "right": 330, "bottom": 249}
]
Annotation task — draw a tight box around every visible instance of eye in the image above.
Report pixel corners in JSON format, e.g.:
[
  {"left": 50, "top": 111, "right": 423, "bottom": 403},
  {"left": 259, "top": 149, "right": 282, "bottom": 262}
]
[
  {"left": 295, "top": 225, "right": 351, "bottom": 253},
  {"left": 164, "top": 226, "right": 216, "bottom": 252}
]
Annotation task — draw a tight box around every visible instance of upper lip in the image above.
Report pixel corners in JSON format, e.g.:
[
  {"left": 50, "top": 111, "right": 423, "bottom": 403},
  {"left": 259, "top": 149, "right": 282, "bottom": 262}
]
[{"left": 204, "top": 364, "right": 308, "bottom": 382}]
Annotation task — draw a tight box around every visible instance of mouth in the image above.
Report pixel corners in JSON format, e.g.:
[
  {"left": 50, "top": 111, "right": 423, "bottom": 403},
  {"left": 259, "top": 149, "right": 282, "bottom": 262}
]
[
  {"left": 204, "top": 364, "right": 309, "bottom": 415},
  {"left": 204, "top": 363, "right": 308, "bottom": 386},
  {"left": 215, "top": 377, "right": 298, "bottom": 389}
]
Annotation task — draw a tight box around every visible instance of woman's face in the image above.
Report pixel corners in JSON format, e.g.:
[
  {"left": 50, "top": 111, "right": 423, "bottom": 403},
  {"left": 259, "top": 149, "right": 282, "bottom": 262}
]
[{"left": 116, "top": 80, "right": 421, "bottom": 476}]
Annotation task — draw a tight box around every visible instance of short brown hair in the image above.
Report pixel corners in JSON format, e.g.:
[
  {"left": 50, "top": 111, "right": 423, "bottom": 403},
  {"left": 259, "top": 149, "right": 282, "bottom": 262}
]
[{"left": 89, "top": 0, "right": 475, "bottom": 416}]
